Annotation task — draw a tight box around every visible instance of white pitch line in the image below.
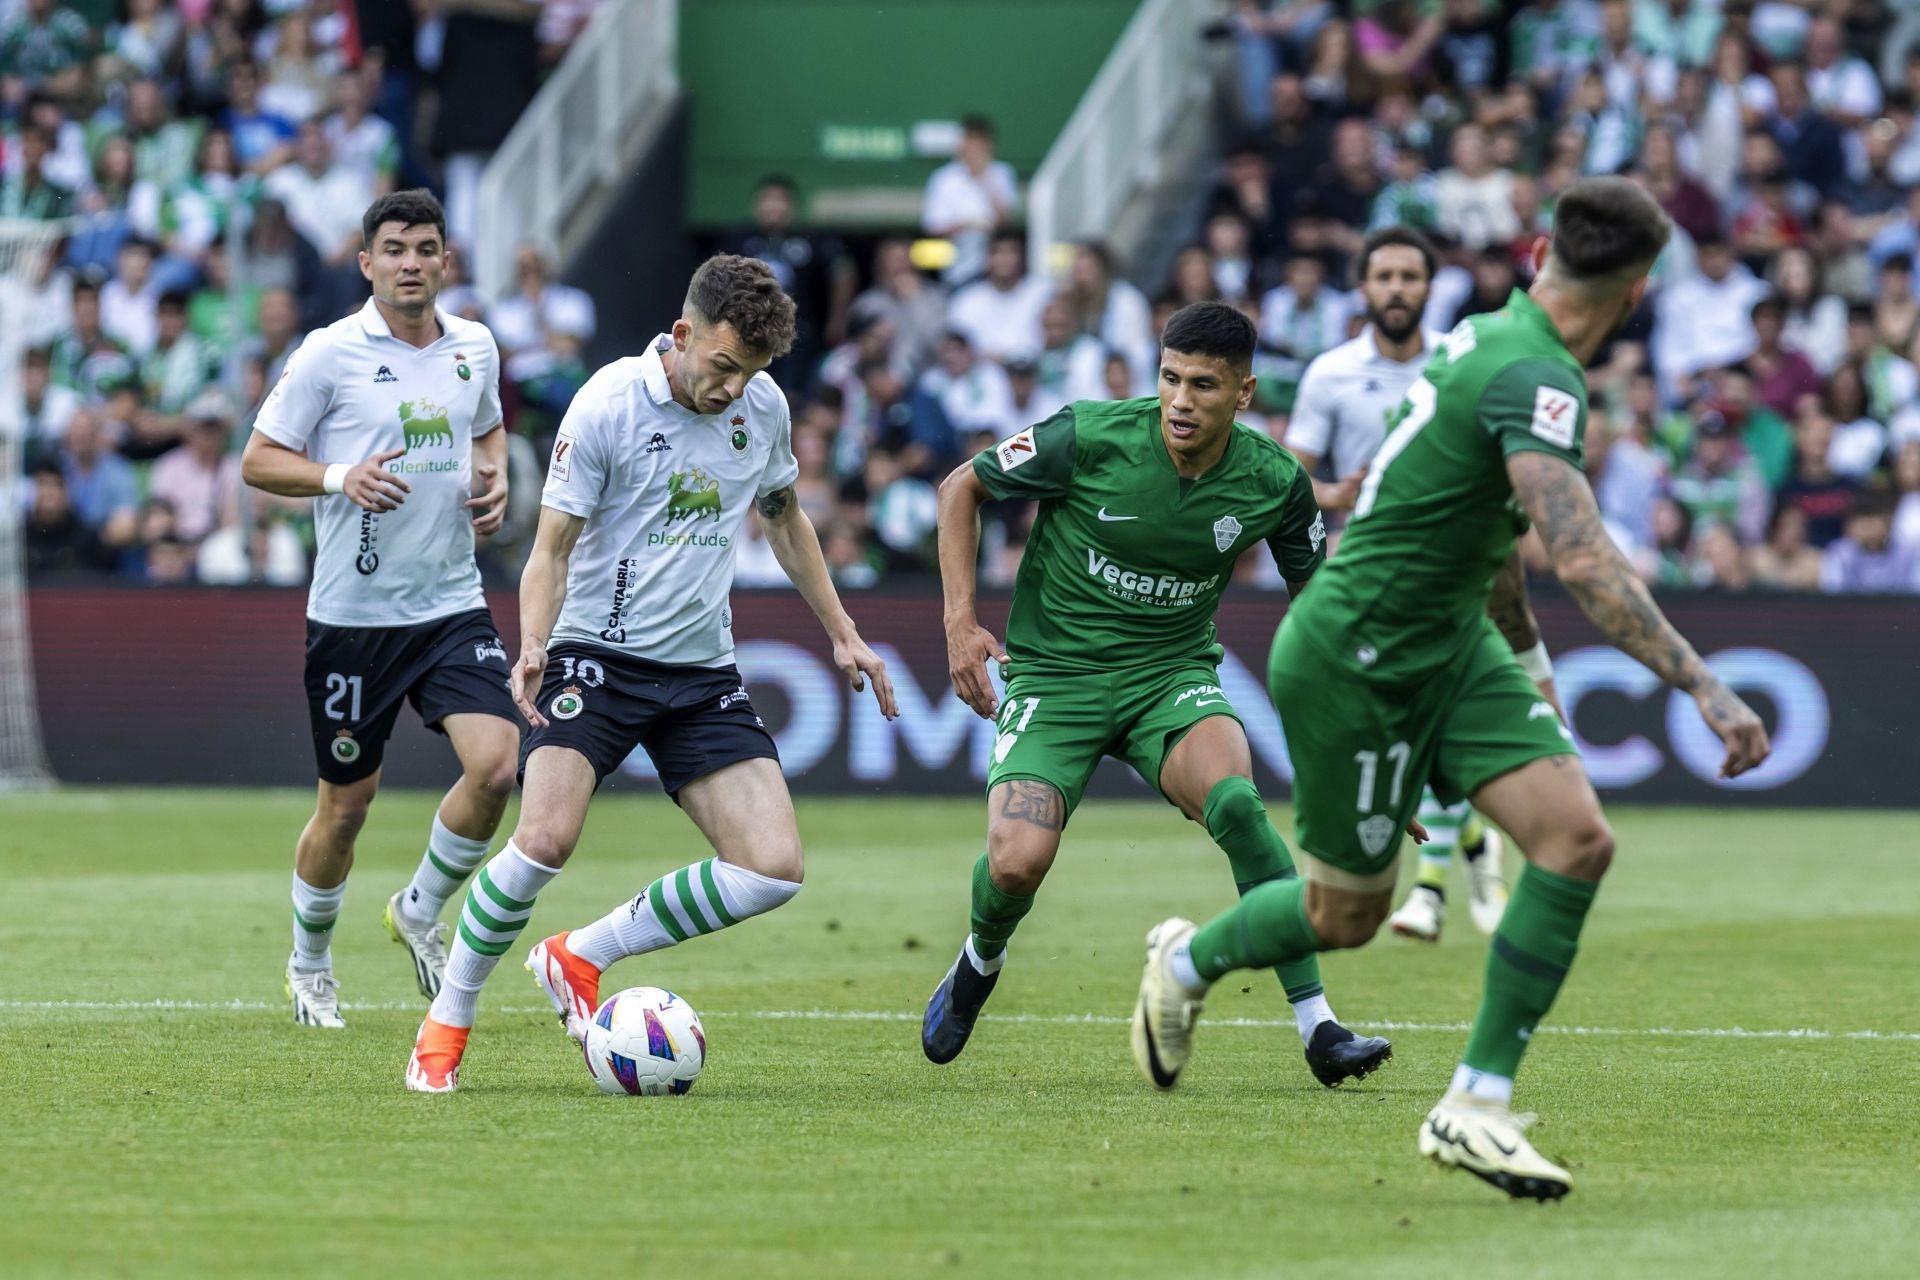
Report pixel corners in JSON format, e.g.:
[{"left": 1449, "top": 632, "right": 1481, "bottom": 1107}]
[{"left": 0, "top": 1000, "right": 1915, "bottom": 1041}]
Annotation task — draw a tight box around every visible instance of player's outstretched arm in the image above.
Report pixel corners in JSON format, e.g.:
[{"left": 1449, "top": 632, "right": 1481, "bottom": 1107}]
[
  {"left": 1508, "top": 451, "right": 1770, "bottom": 778},
  {"left": 241, "top": 431, "right": 411, "bottom": 511},
  {"left": 512, "top": 505, "right": 586, "bottom": 728},
  {"left": 1485, "top": 549, "right": 1564, "bottom": 719},
  {"left": 758, "top": 485, "right": 898, "bottom": 720},
  {"left": 936, "top": 462, "right": 1008, "bottom": 720}
]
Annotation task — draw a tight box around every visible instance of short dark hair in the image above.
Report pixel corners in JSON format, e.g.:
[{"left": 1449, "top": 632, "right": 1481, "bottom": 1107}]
[
  {"left": 961, "top": 114, "right": 995, "bottom": 139},
  {"left": 361, "top": 188, "right": 447, "bottom": 249},
  {"left": 1550, "top": 176, "right": 1671, "bottom": 280},
  {"left": 685, "top": 253, "right": 797, "bottom": 357},
  {"left": 157, "top": 290, "right": 189, "bottom": 313},
  {"left": 1160, "top": 300, "right": 1256, "bottom": 370},
  {"left": 1357, "top": 225, "right": 1437, "bottom": 283},
  {"left": 1884, "top": 252, "right": 1915, "bottom": 275},
  {"left": 756, "top": 173, "right": 796, "bottom": 194},
  {"left": 1751, "top": 296, "right": 1784, "bottom": 323}
]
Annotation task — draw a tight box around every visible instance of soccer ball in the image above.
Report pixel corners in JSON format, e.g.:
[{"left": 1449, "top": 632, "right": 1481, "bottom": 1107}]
[{"left": 582, "top": 986, "right": 706, "bottom": 1096}]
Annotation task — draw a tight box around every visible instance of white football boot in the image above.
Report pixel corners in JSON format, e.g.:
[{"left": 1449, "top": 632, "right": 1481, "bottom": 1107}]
[
  {"left": 1419, "top": 1091, "right": 1573, "bottom": 1200},
  {"left": 285, "top": 960, "right": 346, "bottom": 1029},
  {"left": 384, "top": 889, "right": 451, "bottom": 999},
  {"left": 1389, "top": 884, "right": 1446, "bottom": 942},
  {"left": 1131, "top": 918, "right": 1203, "bottom": 1090},
  {"left": 1464, "top": 828, "right": 1509, "bottom": 935}
]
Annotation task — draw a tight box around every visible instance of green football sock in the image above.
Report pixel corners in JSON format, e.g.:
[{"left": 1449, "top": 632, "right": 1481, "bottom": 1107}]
[
  {"left": 1202, "top": 776, "right": 1324, "bottom": 1003},
  {"left": 968, "top": 853, "right": 1035, "bottom": 961},
  {"left": 1461, "top": 863, "right": 1600, "bottom": 1079},
  {"left": 1188, "top": 875, "right": 1322, "bottom": 984}
]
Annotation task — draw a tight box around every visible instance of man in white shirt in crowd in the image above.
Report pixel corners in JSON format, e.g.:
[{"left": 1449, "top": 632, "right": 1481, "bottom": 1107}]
[
  {"left": 322, "top": 68, "right": 399, "bottom": 198},
  {"left": 241, "top": 189, "right": 518, "bottom": 1029},
  {"left": 1652, "top": 231, "right": 1769, "bottom": 402},
  {"left": 486, "top": 237, "right": 597, "bottom": 381},
  {"left": 922, "top": 114, "right": 1018, "bottom": 287},
  {"left": 268, "top": 122, "right": 375, "bottom": 268},
  {"left": 947, "top": 229, "right": 1050, "bottom": 362},
  {"left": 405, "top": 254, "right": 898, "bottom": 1092},
  {"left": 1285, "top": 225, "right": 1520, "bottom": 944}
]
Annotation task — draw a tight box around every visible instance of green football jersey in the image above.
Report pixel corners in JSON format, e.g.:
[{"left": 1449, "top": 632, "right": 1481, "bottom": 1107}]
[
  {"left": 973, "top": 396, "right": 1325, "bottom": 672},
  {"left": 1289, "top": 289, "right": 1588, "bottom": 682}
]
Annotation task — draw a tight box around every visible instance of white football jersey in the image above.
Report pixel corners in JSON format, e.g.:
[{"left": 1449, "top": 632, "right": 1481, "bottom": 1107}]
[
  {"left": 254, "top": 299, "right": 503, "bottom": 627},
  {"left": 541, "top": 335, "right": 799, "bottom": 668},
  {"left": 1287, "top": 326, "right": 1439, "bottom": 478}
]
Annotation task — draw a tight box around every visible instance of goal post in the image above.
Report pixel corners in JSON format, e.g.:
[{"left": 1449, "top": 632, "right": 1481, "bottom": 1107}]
[{"left": 0, "top": 217, "right": 68, "bottom": 790}]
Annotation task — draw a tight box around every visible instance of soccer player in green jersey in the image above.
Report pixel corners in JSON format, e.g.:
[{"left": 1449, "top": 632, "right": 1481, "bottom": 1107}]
[
  {"left": 922, "top": 301, "right": 1394, "bottom": 1088},
  {"left": 1131, "top": 178, "right": 1771, "bottom": 1199}
]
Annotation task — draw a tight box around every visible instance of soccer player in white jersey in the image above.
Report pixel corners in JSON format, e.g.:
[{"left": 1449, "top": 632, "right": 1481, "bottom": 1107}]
[
  {"left": 405, "top": 254, "right": 899, "bottom": 1092},
  {"left": 242, "top": 190, "right": 520, "bottom": 1029},
  {"left": 1289, "top": 227, "right": 1555, "bottom": 941}
]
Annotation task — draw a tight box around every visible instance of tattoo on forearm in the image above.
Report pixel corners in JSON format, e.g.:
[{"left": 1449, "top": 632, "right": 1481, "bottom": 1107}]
[
  {"left": 757, "top": 484, "right": 795, "bottom": 520},
  {"left": 1512, "top": 452, "right": 1708, "bottom": 692},
  {"left": 996, "top": 780, "right": 1065, "bottom": 832},
  {"left": 1486, "top": 550, "right": 1541, "bottom": 652}
]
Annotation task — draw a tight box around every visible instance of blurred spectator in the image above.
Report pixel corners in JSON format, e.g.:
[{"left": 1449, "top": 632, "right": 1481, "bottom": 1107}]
[
  {"left": 922, "top": 114, "right": 1017, "bottom": 287},
  {"left": 1259, "top": 253, "right": 1353, "bottom": 362},
  {"left": 850, "top": 238, "right": 947, "bottom": 376},
  {"left": 52, "top": 279, "right": 136, "bottom": 399},
  {"left": 120, "top": 77, "right": 202, "bottom": 191},
  {"left": 1257, "top": 74, "right": 1332, "bottom": 218},
  {"left": 1748, "top": 296, "right": 1822, "bottom": 415},
  {"left": 1065, "top": 241, "right": 1154, "bottom": 386},
  {"left": 1296, "top": 118, "right": 1382, "bottom": 267},
  {"left": 1779, "top": 394, "right": 1857, "bottom": 547},
  {"left": 100, "top": 0, "right": 183, "bottom": 91},
  {"left": 1804, "top": 16, "right": 1881, "bottom": 129},
  {"left": 143, "top": 535, "right": 196, "bottom": 584},
  {"left": 1668, "top": 410, "right": 1771, "bottom": 545},
  {"left": 219, "top": 59, "right": 296, "bottom": 175},
  {"left": 101, "top": 238, "right": 161, "bottom": 354},
  {"left": 1204, "top": 211, "right": 1257, "bottom": 301},
  {"left": 19, "top": 344, "right": 78, "bottom": 466},
  {"left": 1590, "top": 392, "right": 1667, "bottom": 552},
  {"left": 23, "top": 464, "right": 107, "bottom": 577},
  {"left": 1434, "top": 122, "right": 1518, "bottom": 251},
  {"left": 0, "top": 0, "right": 91, "bottom": 108},
  {"left": 266, "top": 121, "right": 368, "bottom": 270},
  {"left": 430, "top": 0, "right": 541, "bottom": 251},
  {"left": 1448, "top": 250, "right": 1520, "bottom": 326},
  {"left": 58, "top": 407, "right": 139, "bottom": 558},
  {"left": 1209, "top": 146, "right": 1285, "bottom": 263},
  {"left": 1748, "top": 504, "right": 1824, "bottom": 590},
  {"left": 243, "top": 286, "right": 302, "bottom": 387},
  {"left": 323, "top": 69, "right": 398, "bottom": 198},
  {"left": 198, "top": 509, "right": 310, "bottom": 586},
  {"left": 1893, "top": 438, "right": 1920, "bottom": 551},
  {"left": 1653, "top": 232, "right": 1767, "bottom": 400},
  {"left": 1820, "top": 482, "right": 1920, "bottom": 591},
  {"left": 1035, "top": 293, "right": 1108, "bottom": 408},
  {"left": 148, "top": 392, "right": 241, "bottom": 544},
  {"left": 947, "top": 229, "right": 1049, "bottom": 362},
  {"left": 260, "top": 9, "right": 335, "bottom": 124},
  {"left": 189, "top": 240, "right": 261, "bottom": 349},
  {"left": 0, "top": 120, "right": 72, "bottom": 218},
  {"left": 1770, "top": 245, "right": 1848, "bottom": 373},
  {"left": 140, "top": 289, "right": 214, "bottom": 414},
  {"left": 1369, "top": 138, "right": 1439, "bottom": 236},
  {"left": 1823, "top": 364, "right": 1889, "bottom": 479},
  {"left": 719, "top": 174, "right": 852, "bottom": 390},
  {"left": 923, "top": 330, "right": 1015, "bottom": 449},
  {"left": 488, "top": 238, "right": 596, "bottom": 382},
  {"left": 1636, "top": 494, "right": 1695, "bottom": 586}
]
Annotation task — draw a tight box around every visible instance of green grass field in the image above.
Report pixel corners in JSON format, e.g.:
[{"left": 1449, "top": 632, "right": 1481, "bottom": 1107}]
[{"left": 2, "top": 788, "right": 1915, "bottom": 1279}]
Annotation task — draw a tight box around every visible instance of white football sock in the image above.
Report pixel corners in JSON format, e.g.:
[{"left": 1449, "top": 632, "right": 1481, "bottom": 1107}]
[
  {"left": 430, "top": 842, "right": 559, "bottom": 1028},
  {"left": 399, "top": 815, "right": 491, "bottom": 925},
  {"left": 567, "top": 857, "right": 800, "bottom": 970},
  {"left": 1290, "top": 991, "right": 1334, "bottom": 1045},
  {"left": 962, "top": 936, "right": 1004, "bottom": 975},
  {"left": 1168, "top": 939, "right": 1207, "bottom": 995},
  {"left": 290, "top": 874, "right": 345, "bottom": 973},
  {"left": 1450, "top": 1062, "right": 1515, "bottom": 1105}
]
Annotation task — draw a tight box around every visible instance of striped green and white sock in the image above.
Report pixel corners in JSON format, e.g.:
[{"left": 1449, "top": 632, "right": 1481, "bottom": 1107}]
[
  {"left": 398, "top": 815, "right": 491, "bottom": 926},
  {"left": 430, "top": 842, "right": 559, "bottom": 1028},
  {"left": 567, "top": 858, "right": 800, "bottom": 970},
  {"left": 1415, "top": 791, "right": 1470, "bottom": 894},
  {"left": 290, "top": 873, "right": 345, "bottom": 973}
]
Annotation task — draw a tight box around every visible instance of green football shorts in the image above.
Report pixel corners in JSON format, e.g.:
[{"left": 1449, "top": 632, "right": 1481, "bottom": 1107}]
[
  {"left": 1269, "top": 615, "right": 1577, "bottom": 887},
  {"left": 985, "top": 660, "right": 1245, "bottom": 820}
]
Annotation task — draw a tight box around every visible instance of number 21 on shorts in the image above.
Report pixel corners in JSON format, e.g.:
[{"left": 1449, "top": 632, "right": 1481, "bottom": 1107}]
[{"left": 993, "top": 696, "right": 1040, "bottom": 765}]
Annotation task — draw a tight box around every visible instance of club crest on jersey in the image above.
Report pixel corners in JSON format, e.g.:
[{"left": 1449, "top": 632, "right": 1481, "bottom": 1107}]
[
  {"left": 1356, "top": 815, "right": 1396, "bottom": 856},
  {"left": 456, "top": 359, "right": 471, "bottom": 382},
  {"left": 1308, "top": 511, "right": 1327, "bottom": 552},
  {"left": 1213, "top": 515, "right": 1243, "bottom": 552},
  {"left": 730, "top": 424, "right": 749, "bottom": 453},
  {"left": 550, "top": 686, "right": 585, "bottom": 720},
  {"left": 995, "top": 428, "right": 1037, "bottom": 472},
  {"left": 330, "top": 730, "right": 360, "bottom": 763}
]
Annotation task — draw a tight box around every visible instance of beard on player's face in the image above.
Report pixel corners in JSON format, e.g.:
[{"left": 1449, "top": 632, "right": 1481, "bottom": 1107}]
[{"left": 1368, "top": 301, "right": 1421, "bottom": 343}]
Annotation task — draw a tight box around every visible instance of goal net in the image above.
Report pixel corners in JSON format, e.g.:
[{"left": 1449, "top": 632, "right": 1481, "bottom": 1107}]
[{"left": 0, "top": 218, "right": 66, "bottom": 790}]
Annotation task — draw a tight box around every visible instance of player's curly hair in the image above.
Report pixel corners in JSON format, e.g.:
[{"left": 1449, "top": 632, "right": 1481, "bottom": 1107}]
[
  {"left": 1550, "top": 177, "right": 1671, "bottom": 281},
  {"left": 685, "top": 254, "right": 797, "bottom": 358}
]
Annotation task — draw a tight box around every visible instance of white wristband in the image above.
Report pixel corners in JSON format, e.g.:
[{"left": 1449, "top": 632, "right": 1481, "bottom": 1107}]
[
  {"left": 1516, "top": 640, "right": 1553, "bottom": 681},
  {"left": 322, "top": 463, "right": 349, "bottom": 495}
]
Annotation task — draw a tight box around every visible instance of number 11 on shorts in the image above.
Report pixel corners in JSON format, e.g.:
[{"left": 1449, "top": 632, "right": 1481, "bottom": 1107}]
[{"left": 1355, "top": 741, "right": 1410, "bottom": 811}]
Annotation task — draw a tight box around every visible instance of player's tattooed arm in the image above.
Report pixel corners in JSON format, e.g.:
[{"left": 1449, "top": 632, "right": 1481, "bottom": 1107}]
[
  {"left": 1509, "top": 451, "right": 1768, "bottom": 776},
  {"left": 994, "top": 780, "right": 1065, "bottom": 832},
  {"left": 756, "top": 484, "right": 796, "bottom": 522},
  {"left": 1485, "top": 550, "right": 1541, "bottom": 653}
]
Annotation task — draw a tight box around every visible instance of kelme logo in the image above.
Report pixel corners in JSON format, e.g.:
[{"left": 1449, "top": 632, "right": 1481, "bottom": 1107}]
[
  {"left": 550, "top": 687, "right": 585, "bottom": 720},
  {"left": 667, "top": 468, "right": 721, "bottom": 523},
  {"left": 331, "top": 731, "right": 360, "bottom": 763}
]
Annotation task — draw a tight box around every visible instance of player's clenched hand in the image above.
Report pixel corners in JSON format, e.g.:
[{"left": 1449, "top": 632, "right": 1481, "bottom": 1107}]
[
  {"left": 467, "top": 463, "right": 508, "bottom": 536},
  {"left": 1695, "top": 679, "right": 1770, "bottom": 779},
  {"left": 833, "top": 632, "right": 898, "bottom": 720},
  {"left": 946, "top": 617, "right": 1007, "bottom": 719},
  {"left": 512, "top": 644, "right": 549, "bottom": 728},
  {"left": 345, "top": 449, "right": 410, "bottom": 512}
]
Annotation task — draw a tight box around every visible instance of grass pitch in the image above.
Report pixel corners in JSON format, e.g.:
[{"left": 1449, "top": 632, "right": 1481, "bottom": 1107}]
[{"left": 2, "top": 788, "right": 1915, "bottom": 1279}]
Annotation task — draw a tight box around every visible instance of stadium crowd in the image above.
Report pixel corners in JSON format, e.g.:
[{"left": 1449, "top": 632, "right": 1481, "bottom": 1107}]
[{"left": 12, "top": 0, "right": 1920, "bottom": 594}]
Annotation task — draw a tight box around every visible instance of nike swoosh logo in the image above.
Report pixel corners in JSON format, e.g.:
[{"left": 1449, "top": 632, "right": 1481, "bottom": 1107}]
[
  {"left": 1097, "top": 508, "right": 1138, "bottom": 522},
  {"left": 1193, "top": 698, "right": 1228, "bottom": 708}
]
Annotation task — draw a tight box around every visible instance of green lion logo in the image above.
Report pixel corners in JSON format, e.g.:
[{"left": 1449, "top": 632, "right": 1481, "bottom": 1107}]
[
  {"left": 666, "top": 468, "right": 722, "bottom": 523},
  {"left": 398, "top": 399, "right": 454, "bottom": 452}
]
